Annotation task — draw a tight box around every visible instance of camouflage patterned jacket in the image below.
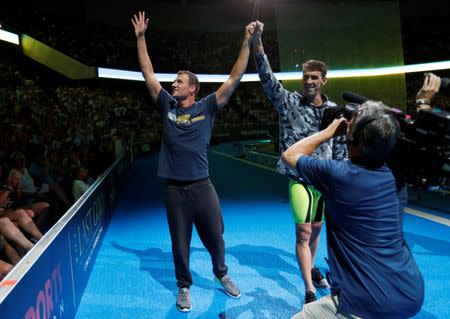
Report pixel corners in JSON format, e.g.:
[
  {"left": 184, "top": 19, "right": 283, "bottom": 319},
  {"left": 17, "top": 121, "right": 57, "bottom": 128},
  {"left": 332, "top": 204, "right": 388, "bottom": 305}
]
[{"left": 255, "top": 52, "right": 348, "bottom": 180}]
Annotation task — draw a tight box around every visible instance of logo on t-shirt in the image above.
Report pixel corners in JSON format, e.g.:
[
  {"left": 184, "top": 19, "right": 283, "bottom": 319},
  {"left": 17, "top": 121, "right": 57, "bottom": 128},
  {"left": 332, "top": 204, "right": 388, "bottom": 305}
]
[
  {"left": 168, "top": 112, "right": 205, "bottom": 126},
  {"left": 177, "top": 114, "right": 191, "bottom": 125}
]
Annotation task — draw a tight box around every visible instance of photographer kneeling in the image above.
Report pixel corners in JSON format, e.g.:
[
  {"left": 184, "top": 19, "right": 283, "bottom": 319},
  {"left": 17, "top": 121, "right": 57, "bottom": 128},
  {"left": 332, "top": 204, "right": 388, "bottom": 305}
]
[{"left": 283, "top": 101, "right": 424, "bottom": 319}]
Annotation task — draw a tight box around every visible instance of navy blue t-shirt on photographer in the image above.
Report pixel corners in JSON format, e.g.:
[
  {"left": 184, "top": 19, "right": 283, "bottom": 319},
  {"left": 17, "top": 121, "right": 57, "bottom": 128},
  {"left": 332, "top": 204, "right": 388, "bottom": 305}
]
[
  {"left": 156, "top": 88, "right": 220, "bottom": 181},
  {"left": 297, "top": 156, "right": 424, "bottom": 319}
]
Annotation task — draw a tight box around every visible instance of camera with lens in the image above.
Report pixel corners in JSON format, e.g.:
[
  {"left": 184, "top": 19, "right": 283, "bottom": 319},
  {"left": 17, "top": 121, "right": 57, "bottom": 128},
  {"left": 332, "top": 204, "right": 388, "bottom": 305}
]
[
  {"left": 320, "top": 103, "right": 358, "bottom": 131},
  {"left": 321, "top": 86, "right": 450, "bottom": 188}
]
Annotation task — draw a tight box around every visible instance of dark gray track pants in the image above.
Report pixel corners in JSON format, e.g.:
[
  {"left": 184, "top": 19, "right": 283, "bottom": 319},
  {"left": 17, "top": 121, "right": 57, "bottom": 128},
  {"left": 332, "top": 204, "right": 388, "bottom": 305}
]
[{"left": 165, "top": 178, "right": 228, "bottom": 288}]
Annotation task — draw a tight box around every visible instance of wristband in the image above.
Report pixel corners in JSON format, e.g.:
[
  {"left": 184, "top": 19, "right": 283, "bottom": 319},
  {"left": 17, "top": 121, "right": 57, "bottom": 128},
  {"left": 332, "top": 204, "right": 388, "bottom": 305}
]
[{"left": 415, "top": 99, "right": 430, "bottom": 105}]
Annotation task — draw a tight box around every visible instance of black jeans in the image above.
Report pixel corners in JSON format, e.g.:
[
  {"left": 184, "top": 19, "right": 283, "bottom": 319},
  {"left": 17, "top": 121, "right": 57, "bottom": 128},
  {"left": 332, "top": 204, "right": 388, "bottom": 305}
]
[{"left": 165, "top": 178, "right": 228, "bottom": 288}]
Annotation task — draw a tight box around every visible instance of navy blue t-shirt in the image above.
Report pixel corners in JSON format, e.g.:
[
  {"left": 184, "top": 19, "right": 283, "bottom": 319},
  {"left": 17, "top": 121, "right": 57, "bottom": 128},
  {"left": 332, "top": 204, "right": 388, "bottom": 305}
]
[
  {"left": 297, "top": 156, "right": 424, "bottom": 319},
  {"left": 156, "top": 88, "right": 220, "bottom": 180}
]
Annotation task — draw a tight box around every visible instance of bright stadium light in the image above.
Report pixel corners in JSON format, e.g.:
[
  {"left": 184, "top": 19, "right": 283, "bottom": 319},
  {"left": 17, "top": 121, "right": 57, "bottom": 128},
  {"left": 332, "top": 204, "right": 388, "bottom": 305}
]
[
  {"left": 98, "top": 60, "right": 450, "bottom": 83},
  {"left": 328, "top": 61, "right": 450, "bottom": 78},
  {"left": 98, "top": 67, "right": 143, "bottom": 81},
  {"left": 0, "top": 29, "right": 20, "bottom": 45},
  {"left": 98, "top": 67, "right": 231, "bottom": 83}
]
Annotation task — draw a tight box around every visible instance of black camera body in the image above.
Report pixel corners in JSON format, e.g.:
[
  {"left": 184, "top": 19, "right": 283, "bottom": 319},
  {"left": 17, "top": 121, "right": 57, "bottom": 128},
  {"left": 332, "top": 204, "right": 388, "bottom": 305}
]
[
  {"left": 391, "top": 108, "right": 450, "bottom": 187},
  {"left": 322, "top": 91, "right": 450, "bottom": 187},
  {"left": 320, "top": 103, "right": 358, "bottom": 131}
]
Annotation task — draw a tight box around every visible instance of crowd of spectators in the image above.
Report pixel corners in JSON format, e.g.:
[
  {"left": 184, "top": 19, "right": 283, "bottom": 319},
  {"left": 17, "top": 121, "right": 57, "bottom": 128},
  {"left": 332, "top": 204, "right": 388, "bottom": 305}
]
[{"left": 0, "top": 62, "right": 161, "bottom": 279}]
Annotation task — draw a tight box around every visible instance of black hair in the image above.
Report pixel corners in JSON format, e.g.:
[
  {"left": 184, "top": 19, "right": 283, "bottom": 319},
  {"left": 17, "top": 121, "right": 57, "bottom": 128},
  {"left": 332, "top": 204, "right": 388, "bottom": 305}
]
[{"left": 348, "top": 101, "right": 400, "bottom": 168}]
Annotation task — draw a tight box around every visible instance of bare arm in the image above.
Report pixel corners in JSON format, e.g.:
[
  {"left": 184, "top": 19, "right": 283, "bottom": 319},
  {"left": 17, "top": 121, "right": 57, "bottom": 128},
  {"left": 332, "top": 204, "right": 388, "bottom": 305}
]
[
  {"left": 131, "top": 11, "right": 162, "bottom": 103},
  {"left": 215, "top": 22, "right": 256, "bottom": 108},
  {"left": 416, "top": 73, "right": 440, "bottom": 111},
  {"left": 282, "top": 118, "right": 347, "bottom": 168},
  {"left": 0, "top": 190, "right": 9, "bottom": 206},
  {"left": 0, "top": 172, "right": 21, "bottom": 206}
]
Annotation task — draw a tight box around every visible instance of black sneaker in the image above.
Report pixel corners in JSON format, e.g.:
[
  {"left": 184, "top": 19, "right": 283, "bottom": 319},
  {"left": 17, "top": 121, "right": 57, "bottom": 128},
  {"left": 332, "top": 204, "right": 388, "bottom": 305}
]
[
  {"left": 305, "top": 290, "right": 316, "bottom": 304},
  {"left": 176, "top": 287, "right": 191, "bottom": 312},
  {"left": 311, "top": 267, "right": 330, "bottom": 289},
  {"left": 216, "top": 275, "right": 241, "bottom": 298}
]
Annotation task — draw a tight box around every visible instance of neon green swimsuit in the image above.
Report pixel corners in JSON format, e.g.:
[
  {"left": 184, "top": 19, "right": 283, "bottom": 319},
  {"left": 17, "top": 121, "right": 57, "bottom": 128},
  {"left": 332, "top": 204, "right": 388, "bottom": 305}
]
[{"left": 289, "top": 179, "right": 325, "bottom": 224}]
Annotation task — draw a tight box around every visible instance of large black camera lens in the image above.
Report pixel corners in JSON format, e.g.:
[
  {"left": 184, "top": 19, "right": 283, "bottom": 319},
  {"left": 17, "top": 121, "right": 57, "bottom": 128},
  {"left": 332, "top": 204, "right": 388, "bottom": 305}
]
[{"left": 321, "top": 104, "right": 358, "bottom": 130}]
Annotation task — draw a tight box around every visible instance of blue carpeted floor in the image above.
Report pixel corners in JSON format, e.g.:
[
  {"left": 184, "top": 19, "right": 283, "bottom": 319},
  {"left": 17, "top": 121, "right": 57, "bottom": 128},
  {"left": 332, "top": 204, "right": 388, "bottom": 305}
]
[{"left": 75, "top": 150, "right": 450, "bottom": 319}]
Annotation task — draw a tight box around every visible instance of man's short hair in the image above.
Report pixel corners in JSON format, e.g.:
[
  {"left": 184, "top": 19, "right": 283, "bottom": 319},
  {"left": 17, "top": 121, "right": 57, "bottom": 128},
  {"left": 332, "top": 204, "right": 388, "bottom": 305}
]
[
  {"left": 178, "top": 71, "right": 200, "bottom": 95},
  {"left": 348, "top": 101, "right": 400, "bottom": 168},
  {"left": 302, "top": 60, "right": 328, "bottom": 78}
]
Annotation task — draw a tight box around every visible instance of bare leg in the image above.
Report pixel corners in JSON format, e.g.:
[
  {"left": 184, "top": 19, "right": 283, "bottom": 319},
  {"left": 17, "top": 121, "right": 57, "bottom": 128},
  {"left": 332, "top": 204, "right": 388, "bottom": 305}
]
[
  {"left": 295, "top": 223, "right": 315, "bottom": 293},
  {"left": 0, "top": 218, "right": 34, "bottom": 251},
  {"left": 0, "top": 234, "right": 22, "bottom": 265},
  {"left": 0, "top": 259, "right": 14, "bottom": 280},
  {"left": 6, "top": 209, "right": 43, "bottom": 241},
  {"left": 30, "top": 202, "right": 50, "bottom": 217},
  {"left": 24, "top": 209, "right": 35, "bottom": 219},
  {"left": 309, "top": 222, "right": 323, "bottom": 267},
  {"left": 3, "top": 244, "right": 21, "bottom": 265}
]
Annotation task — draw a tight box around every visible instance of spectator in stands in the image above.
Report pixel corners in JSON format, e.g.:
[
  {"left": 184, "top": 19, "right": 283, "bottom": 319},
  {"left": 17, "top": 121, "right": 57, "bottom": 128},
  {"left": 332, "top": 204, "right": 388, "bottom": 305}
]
[
  {"left": 252, "top": 20, "right": 347, "bottom": 303},
  {"left": 113, "top": 130, "right": 128, "bottom": 160},
  {"left": 8, "top": 154, "right": 50, "bottom": 226},
  {"left": 0, "top": 169, "right": 21, "bottom": 209},
  {"left": 29, "top": 149, "right": 72, "bottom": 209},
  {"left": 1, "top": 171, "right": 43, "bottom": 243},
  {"left": 9, "top": 152, "right": 41, "bottom": 205},
  {"left": 62, "top": 147, "right": 82, "bottom": 176},
  {"left": 72, "top": 166, "right": 91, "bottom": 201},
  {"left": 132, "top": 10, "right": 254, "bottom": 312},
  {"left": 1, "top": 185, "right": 39, "bottom": 261},
  {"left": 282, "top": 101, "right": 424, "bottom": 319}
]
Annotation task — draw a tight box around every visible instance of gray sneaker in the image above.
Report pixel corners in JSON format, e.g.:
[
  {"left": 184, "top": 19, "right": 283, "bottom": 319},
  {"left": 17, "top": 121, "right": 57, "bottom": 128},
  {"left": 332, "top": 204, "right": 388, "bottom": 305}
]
[
  {"left": 176, "top": 287, "right": 191, "bottom": 312},
  {"left": 216, "top": 275, "right": 241, "bottom": 298}
]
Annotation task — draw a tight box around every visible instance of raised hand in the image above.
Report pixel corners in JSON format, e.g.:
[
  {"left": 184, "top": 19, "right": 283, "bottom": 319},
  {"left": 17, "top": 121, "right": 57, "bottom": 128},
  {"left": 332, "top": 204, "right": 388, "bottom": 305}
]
[
  {"left": 326, "top": 118, "right": 348, "bottom": 138},
  {"left": 251, "top": 20, "right": 264, "bottom": 50},
  {"left": 416, "top": 73, "right": 441, "bottom": 102},
  {"left": 254, "top": 20, "right": 264, "bottom": 37},
  {"left": 131, "top": 11, "right": 149, "bottom": 38},
  {"left": 244, "top": 21, "right": 258, "bottom": 44}
]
